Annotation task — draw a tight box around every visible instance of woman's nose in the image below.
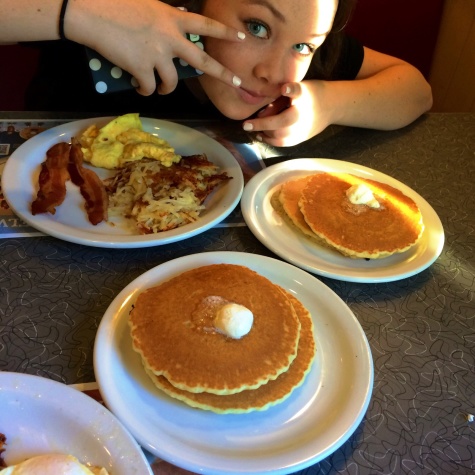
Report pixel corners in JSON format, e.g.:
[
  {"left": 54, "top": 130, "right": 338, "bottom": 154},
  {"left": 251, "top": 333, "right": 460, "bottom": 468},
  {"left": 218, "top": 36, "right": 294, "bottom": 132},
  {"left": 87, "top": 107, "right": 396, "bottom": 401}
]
[{"left": 252, "top": 51, "right": 297, "bottom": 85}]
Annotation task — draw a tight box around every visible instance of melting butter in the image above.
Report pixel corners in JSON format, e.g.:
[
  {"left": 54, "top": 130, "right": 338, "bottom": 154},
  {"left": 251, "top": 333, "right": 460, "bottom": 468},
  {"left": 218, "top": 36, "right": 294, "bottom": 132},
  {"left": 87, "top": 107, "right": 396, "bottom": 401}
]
[
  {"left": 346, "top": 183, "right": 380, "bottom": 208},
  {"left": 214, "top": 303, "right": 253, "bottom": 339}
]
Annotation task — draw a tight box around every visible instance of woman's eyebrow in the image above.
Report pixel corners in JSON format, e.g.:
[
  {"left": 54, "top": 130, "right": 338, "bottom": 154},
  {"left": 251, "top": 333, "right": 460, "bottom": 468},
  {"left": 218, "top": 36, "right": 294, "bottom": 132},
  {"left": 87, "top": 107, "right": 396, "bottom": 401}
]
[
  {"left": 243, "top": 0, "right": 330, "bottom": 37},
  {"left": 243, "top": 0, "right": 286, "bottom": 22}
]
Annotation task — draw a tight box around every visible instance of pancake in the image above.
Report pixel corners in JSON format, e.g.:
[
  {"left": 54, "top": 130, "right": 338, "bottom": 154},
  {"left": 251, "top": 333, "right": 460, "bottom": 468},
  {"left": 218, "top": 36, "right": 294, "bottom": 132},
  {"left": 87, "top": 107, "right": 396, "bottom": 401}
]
[
  {"left": 148, "top": 289, "right": 316, "bottom": 413},
  {"left": 278, "top": 176, "right": 314, "bottom": 237},
  {"left": 299, "top": 173, "right": 424, "bottom": 259},
  {"left": 270, "top": 177, "right": 332, "bottom": 249},
  {"left": 129, "top": 264, "right": 301, "bottom": 395}
]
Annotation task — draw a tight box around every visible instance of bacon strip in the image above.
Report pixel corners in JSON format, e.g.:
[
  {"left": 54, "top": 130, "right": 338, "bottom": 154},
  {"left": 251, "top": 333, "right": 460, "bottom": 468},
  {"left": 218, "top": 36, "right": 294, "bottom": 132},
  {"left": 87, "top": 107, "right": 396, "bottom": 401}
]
[
  {"left": 68, "top": 139, "right": 108, "bottom": 225},
  {"left": 0, "top": 432, "right": 6, "bottom": 468},
  {"left": 31, "top": 142, "right": 71, "bottom": 215}
]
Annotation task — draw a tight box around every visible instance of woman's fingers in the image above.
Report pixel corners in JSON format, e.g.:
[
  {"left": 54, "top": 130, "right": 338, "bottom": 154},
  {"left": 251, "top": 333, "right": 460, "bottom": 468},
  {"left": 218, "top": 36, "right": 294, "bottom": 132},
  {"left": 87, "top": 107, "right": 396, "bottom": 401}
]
[
  {"left": 182, "top": 13, "right": 246, "bottom": 43},
  {"left": 135, "top": 78, "right": 159, "bottom": 96},
  {"left": 256, "top": 96, "right": 291, "bottom": 118},
  {"left": 136, "top": 32, "right": 243, "bottom": 94},
  {"left": 152, "top": 64, "right": 180, "bottom": 96},
  {"left": 174, "top": 14, "right": 245, "bottom": 88},
  {"left": 248, "top": 108, "right": 296, "bottom": 137},
  {"left": 281, "top": 82, "right": 302, "bottom": 98},
  {"left": 243, "top": 104, "right": 308, "bottom": 147},
  {"left": 242, "top": 83, "right": 305, "bottom": 145},
  {"left": 174, "top": 38, "right": 242, "bottom": 90},
  {"left": 124, "top": 6, "right": 247, "bottom": 95}
]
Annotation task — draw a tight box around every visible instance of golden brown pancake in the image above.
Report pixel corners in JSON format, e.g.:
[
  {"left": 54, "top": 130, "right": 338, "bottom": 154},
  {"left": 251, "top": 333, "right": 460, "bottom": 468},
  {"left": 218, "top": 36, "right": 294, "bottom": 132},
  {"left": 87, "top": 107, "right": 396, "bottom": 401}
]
[
  {"left": 148, "top": 289, "right": 316, "bottom": 413},
  {"left": 129, "top": 264, "right": 301, "bottom": 395},
  {"left": 278, "top": 176, "right": 314, "bottom": 237},
  {"left": 299, "top": 173, "right": 424, "bottom": 259},
  {"left": 270, "top": 178, "right": 332, "bottom": 249}
]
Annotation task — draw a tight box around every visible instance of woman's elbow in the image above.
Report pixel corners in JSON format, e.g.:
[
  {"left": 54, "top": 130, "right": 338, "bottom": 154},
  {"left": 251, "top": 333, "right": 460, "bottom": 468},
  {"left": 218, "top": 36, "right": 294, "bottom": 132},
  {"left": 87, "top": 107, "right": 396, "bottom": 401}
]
[
  {"left": 420, "top": 80, "right": 433, "bottom": 113},
  {"left": 401, "top": 74, "right": 433, "bottom": 127}
]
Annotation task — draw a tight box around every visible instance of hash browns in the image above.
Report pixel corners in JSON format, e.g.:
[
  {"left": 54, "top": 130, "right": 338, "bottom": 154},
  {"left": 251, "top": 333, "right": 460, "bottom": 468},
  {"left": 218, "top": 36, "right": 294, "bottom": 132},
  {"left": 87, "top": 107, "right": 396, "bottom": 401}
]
[{"left": 104, "top": 155, "right": 231, "bottom": 233}]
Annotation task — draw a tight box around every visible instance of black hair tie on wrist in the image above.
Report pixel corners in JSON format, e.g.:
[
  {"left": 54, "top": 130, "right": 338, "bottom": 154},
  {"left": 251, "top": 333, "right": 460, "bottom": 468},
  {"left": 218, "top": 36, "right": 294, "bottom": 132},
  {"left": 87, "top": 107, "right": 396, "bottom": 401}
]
[{"left": 59, "top": 0, "right": 69, "bottom": 40}]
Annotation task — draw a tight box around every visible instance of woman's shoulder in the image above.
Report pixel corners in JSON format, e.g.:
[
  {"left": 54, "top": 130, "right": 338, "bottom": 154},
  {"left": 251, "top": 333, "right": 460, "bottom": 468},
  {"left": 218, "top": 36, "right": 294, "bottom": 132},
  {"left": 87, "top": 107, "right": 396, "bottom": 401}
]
[
  {"left": 332, "top": 35, "right": 364, "bottom": 80},
  {"left": 306, "top": 34, "right": 364, "bottom": 81}
]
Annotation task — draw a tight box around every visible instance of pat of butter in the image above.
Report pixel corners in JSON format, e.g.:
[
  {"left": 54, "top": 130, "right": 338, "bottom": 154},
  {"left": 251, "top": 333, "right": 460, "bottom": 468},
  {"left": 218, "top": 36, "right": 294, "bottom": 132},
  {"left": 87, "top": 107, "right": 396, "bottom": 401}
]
[
  {"left": 346, "top": 183, "right": 380, "bottom": 208},
  {"left": 214, "top": 303, "right": 253, "bottom": 339}
]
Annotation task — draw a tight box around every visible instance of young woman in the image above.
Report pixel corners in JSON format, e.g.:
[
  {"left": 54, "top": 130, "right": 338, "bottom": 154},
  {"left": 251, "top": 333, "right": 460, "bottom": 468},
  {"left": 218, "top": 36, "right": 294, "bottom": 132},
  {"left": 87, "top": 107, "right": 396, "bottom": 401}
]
[{"left": 0, "top": 0, "right": 432, "bottom": 146}]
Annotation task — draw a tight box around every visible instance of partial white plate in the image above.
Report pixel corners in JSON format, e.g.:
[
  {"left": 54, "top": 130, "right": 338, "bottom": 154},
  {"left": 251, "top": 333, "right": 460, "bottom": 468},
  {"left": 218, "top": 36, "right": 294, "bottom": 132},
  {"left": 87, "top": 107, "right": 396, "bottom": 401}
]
[
  {"left": 0, "top": 372, "right": 152, "bottom": 474},
  {"left": 241, "top": 158, "right": 444, "bottom": 283},
  {"left": 1, "top": 117, "right": 244, "bottom": 248},
  {"left": 94, "top": 251, "right": 373, "bottom": 475}
]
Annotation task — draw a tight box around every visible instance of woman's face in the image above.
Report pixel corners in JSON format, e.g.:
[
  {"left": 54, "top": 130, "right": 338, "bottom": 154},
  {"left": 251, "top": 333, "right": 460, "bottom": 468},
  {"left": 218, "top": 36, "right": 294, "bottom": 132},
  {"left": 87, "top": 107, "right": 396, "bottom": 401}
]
[{"left": 197, "top": 0, "right": 338, "bottom": 120}]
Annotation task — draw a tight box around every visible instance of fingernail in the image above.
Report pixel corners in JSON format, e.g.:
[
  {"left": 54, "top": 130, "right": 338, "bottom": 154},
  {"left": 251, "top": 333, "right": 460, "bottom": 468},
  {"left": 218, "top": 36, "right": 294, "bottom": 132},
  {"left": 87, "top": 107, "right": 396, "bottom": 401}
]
[
  {"left": 232, "top": 76, "right": 242, "bottom": 87},
  {"left": 237, "top": 31, "right": 246, "bottom": 40},
  {"left": 256, "top": 134, "right": 263, "bottom": 142},
  {"left": 243, "top": 123, "right": 253, "bottom": 131},
  {"left": 285, "top": 86, "right": 291, "bottom": 94}
]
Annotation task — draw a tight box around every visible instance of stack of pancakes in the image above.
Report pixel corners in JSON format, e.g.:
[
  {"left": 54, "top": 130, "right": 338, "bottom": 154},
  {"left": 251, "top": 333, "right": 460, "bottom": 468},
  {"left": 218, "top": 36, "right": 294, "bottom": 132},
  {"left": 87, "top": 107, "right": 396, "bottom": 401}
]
[
  {"left": 129, "top": 264, "right": 315, "bottom": 413},
  {"left": 271, "top": 172, "right": 424, "bottom": 259}
]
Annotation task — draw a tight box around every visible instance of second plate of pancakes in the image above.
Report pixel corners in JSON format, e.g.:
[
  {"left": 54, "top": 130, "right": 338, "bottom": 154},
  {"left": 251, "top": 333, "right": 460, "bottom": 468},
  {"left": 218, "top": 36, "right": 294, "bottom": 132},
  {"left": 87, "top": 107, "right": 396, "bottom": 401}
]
[
  {"left": 241, "top": 158, "right": 445, "bottom": 283},
  {"left": 94, "top": 251, "right": 373, "bottom": 474}
]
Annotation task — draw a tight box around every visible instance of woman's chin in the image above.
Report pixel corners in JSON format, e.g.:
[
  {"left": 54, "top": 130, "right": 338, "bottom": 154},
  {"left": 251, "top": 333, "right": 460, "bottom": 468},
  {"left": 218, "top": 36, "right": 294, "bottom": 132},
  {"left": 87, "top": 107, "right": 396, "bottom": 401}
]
[{"left": 209, "top": 99, "right": 260, "bottom": 121}]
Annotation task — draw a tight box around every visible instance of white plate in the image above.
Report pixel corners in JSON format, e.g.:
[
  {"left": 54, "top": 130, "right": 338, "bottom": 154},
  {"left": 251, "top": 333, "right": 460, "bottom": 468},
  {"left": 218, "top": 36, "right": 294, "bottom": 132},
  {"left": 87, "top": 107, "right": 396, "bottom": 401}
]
[
  {"left": 0, "top": 372, "right": 152, "bottom": 474},
  {"left": 1, "top": 117, "right": 244, "bottom": 248},
  {"left": 241, "top": 158, "right": 444, "bottom": 283},
  {"left": 94, "top": 251, "right": 373, "bottom": 475}
]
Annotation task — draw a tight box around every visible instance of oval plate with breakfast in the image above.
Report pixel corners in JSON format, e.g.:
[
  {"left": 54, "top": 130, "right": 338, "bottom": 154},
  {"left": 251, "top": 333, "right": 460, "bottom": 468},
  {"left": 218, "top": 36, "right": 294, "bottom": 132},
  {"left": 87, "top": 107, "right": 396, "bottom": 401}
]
[
  {"left": 93, "top": 251, "right": 373, "bottom": 474},
  {"left": 241, "top": 158, "right": 444, "bottom": 283},
  {"left": 2, "top": 116, "right": 244, "bottom": 248},
  {"left": 0, "top": 372, "right": 152, "bottom": 474}
]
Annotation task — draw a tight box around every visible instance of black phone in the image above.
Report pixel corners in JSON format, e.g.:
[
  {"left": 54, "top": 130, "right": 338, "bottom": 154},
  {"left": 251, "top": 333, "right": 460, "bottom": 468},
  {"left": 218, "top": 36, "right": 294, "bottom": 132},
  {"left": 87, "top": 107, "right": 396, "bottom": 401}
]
[{"left": 85, "top": 33, "right": 203, "bottom": 94}]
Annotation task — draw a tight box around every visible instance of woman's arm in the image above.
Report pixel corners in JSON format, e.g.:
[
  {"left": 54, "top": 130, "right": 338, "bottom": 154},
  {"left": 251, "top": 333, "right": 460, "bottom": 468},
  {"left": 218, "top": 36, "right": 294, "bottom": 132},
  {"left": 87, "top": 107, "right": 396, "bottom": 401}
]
[
  {"left": 319, "top": 47, "right": 433, "bottom": 130},
  {"left": 246, "top": 47, "right": 433, "bottom": 147},
  {"left": 0, "top": 0, "right": 62, "bottom": 42},
  {"left": 0, "top": 0, "right": 245, "bottom": 95}
]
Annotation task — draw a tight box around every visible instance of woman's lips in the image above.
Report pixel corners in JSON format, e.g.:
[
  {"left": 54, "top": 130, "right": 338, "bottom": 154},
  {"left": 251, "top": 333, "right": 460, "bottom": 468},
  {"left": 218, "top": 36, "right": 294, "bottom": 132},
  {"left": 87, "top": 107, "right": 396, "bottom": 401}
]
[{"left": 237, "top": 87, "right": 269, "bottom": 106}]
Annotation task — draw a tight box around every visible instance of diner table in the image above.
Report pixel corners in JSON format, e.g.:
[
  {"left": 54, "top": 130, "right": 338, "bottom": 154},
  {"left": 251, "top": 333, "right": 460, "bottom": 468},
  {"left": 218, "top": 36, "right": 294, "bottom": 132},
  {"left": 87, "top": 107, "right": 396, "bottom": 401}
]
[{"left": 0, "top": 110, "right": 474, "bottom": 475}]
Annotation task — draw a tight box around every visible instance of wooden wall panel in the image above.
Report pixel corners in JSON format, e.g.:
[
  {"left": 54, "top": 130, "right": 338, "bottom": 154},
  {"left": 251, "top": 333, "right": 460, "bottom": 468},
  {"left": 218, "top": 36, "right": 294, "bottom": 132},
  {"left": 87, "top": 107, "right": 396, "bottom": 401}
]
[{"left": 430, "top": 0, "right": 475, "bottom": 112}]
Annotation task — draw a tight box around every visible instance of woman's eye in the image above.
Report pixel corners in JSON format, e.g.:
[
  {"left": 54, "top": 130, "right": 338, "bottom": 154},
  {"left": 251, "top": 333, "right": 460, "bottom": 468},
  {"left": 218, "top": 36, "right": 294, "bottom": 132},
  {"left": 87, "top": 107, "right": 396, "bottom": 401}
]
[
  {"left": 294, "top": 43, "right": 314, "bottom": 56},
  {"left": 246, "top": 20, "right": 269, "bottom": 39}
]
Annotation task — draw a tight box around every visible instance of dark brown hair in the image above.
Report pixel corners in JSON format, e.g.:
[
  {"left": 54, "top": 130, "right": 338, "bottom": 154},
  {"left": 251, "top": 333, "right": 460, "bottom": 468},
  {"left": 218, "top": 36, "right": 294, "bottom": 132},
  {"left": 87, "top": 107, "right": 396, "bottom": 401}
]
[
  {"left": 308, "top": 0, "right": 357, "bottom": 79},
  {"left": 167, "top": 0, "right": 201, "bottom": 11}
]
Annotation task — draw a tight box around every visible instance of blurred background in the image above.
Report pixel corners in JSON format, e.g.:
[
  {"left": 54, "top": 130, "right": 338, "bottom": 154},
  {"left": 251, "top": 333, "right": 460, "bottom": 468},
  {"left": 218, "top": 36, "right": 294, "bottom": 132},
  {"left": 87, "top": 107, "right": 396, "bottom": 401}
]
[{"left": 0, "top": 0, "right": 473, "bottom": 112}]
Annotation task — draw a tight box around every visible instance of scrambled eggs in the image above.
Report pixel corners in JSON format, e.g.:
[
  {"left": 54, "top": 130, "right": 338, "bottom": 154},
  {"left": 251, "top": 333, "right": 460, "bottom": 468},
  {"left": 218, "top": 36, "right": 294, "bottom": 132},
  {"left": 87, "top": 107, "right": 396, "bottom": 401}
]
[
  {"left": 79, "top": 113, "right": 181, "bottom": 169},
  {"left": 0, "top": 454, "right": 108, "bottom": 475}
]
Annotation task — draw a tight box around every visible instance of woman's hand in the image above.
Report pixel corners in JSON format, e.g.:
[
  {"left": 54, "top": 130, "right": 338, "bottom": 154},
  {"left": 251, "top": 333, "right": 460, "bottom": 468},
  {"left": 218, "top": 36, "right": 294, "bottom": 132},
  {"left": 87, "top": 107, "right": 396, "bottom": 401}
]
[
  {"left": 243, "top": 46, "right": 433, "bottom": 147},
  {"left": 67, "top": 0, "right": 245, "bottom": 95},
  {"left": 243, "top": 81, "right": 330, "bottom": 147}
]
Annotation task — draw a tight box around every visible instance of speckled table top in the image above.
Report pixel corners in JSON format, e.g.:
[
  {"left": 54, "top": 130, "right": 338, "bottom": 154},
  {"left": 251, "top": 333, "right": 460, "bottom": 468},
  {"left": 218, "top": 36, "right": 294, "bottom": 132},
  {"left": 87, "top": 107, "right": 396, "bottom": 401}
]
[{"left": 0, "top": 112, "right": 474, "bottom": 475}]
